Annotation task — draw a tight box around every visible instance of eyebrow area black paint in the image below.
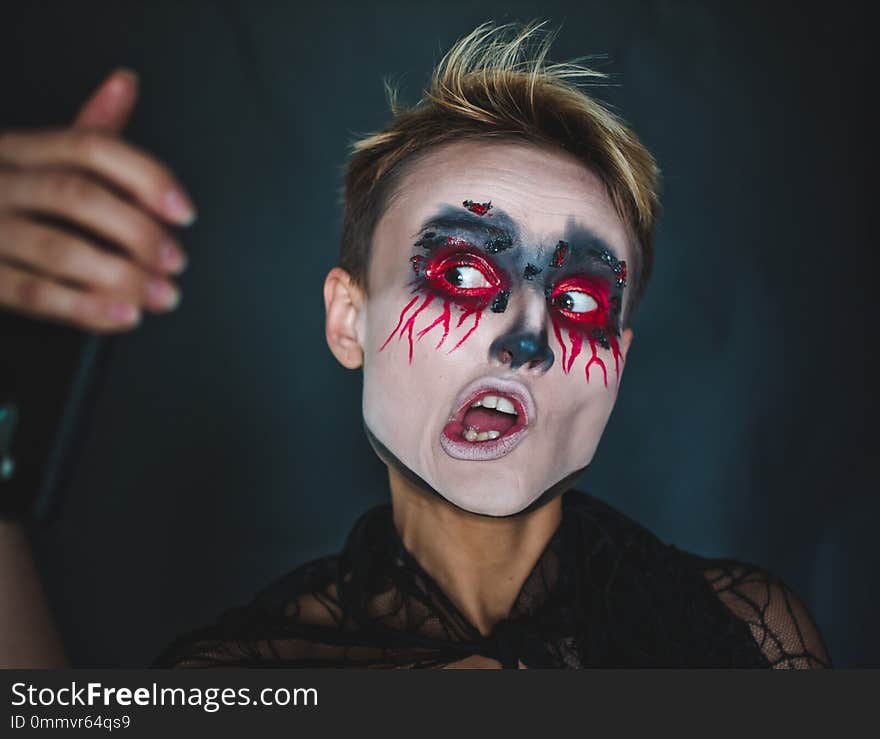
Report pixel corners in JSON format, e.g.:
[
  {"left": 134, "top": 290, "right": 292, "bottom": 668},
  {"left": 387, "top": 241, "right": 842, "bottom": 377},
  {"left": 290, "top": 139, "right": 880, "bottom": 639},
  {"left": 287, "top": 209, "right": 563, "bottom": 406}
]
[
  {"left": 412, "top": 204, "right": 520, "bottom": 246},
  {"left": 413, "top": 204, "right": 623, "bottom": 269}
]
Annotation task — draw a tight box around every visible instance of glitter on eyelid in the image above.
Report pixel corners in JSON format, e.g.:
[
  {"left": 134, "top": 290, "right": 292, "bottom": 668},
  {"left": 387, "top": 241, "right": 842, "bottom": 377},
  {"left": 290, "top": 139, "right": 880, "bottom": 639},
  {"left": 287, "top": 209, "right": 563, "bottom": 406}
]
[
  {"left": 484, "top": 234, "right": 512, "bottom": 253},
  {"left": 591, "top": 248, "right": 628, "bottom": 289},
  {"left": 490, "top": 289, "right": 510, "bottom": 313}
]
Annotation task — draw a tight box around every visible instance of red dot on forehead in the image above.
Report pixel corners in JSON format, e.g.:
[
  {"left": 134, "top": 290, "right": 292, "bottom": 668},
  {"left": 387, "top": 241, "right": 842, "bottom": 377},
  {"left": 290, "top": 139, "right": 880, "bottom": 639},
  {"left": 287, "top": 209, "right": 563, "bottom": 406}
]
[{"left": 462, "top": 199, "right": 492, "bottom": 216}]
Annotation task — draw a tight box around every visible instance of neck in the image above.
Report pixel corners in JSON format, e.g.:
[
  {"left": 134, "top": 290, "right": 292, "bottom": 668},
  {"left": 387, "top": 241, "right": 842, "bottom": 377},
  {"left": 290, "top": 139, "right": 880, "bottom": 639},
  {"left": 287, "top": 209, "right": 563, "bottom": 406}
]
[{"left": 388, "top": 466, "right": 563, "bottom": 636}]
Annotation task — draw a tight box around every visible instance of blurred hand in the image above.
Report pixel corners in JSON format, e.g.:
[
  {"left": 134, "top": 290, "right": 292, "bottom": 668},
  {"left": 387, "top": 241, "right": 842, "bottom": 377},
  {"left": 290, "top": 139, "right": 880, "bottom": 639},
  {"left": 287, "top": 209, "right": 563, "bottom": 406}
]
[{"left": 0, "top": 69, "right": 196, "bottom": 332}]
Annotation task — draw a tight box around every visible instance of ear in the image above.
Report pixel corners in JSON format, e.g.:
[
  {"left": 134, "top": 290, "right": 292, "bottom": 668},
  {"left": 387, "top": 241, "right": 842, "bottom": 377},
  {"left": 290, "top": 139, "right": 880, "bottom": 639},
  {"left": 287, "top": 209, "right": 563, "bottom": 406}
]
[
  {"left": 616, "top": 327, "right": 635, "bottom": 383},
  {"left": 323, "top": 267, "right": 365, "bottom": 369}
]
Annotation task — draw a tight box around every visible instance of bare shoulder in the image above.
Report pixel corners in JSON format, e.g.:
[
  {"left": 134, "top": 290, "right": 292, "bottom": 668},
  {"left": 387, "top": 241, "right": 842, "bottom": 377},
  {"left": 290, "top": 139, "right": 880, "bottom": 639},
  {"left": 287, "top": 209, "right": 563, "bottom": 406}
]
[{"left": 700, "top": 560, "right": 832, "bottom": 669}]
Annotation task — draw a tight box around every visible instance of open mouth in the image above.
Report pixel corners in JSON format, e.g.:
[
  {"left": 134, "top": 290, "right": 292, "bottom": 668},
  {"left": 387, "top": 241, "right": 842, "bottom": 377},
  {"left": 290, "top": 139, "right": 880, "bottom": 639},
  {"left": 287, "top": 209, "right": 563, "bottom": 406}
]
[{"left": 440, "top": 377, "right": 535, "bottom": 461}]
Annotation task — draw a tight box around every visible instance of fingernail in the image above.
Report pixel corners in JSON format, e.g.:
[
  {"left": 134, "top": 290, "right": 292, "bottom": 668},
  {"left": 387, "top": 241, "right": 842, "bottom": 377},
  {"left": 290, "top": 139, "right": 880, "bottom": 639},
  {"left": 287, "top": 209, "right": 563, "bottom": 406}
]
[
  {"left": 146, "top": 279, "right": 181, "bottom": 311},
  {"left": 107, "top": 77, "right": 127, "bottom": 98},
  {"left": 160, "top": 240, "right": 188, "bottom": 274},
  {"left": 164, "top": 189, "right": 197, "bottom": 226},
  {"left": 108, "top": 302, "right": 141, "bottom": 325},
  {"left": 108, "top": 68, "right": 138, "bottom": 96},
  {"left": 116, "top": 67, "right": 139, "bottom": 85}
]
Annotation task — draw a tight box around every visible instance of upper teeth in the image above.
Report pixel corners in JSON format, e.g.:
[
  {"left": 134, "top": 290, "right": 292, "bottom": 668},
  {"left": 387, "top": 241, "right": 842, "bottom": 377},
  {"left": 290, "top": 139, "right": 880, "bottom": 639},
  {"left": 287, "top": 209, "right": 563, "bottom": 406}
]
[{"left": 470, "top": 394, "right": 517, "bottom": 415}]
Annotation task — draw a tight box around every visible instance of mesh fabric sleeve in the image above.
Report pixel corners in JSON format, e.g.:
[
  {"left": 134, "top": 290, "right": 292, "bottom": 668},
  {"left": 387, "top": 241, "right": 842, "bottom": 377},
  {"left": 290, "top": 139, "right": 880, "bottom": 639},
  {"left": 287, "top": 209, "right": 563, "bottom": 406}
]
[{"left": 702, "top": 561, "right": 832, "bottom": 669}]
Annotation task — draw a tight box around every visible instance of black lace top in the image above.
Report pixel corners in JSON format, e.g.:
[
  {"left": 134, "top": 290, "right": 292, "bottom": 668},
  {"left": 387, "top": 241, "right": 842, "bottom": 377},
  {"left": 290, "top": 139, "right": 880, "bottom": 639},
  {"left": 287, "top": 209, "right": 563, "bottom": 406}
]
[{"left": 153, "top": 490, "right": 832, "bottom": 668}]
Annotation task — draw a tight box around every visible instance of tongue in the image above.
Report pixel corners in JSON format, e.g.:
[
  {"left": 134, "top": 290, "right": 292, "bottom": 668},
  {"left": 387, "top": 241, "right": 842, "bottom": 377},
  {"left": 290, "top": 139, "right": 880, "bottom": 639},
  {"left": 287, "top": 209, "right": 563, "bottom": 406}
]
[{"left": 462, "top": 406, "right": 517, "bottom": 435}]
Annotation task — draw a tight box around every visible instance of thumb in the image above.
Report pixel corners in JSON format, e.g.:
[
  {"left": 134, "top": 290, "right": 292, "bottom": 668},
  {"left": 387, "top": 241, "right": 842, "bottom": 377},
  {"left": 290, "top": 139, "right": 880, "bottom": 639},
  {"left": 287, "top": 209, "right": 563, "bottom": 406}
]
[{"left": 73, "top": 68, "right": 139, "bottom": 134}]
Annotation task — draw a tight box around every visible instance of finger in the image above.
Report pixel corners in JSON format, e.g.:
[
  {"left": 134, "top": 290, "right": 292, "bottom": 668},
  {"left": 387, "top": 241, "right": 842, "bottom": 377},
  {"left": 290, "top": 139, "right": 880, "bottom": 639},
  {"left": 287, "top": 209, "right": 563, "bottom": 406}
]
[
  {"left": 0, "top": 129, "right": 196, "bottom": 226},
  {"left": 0, "top": 215, "right": 180, "bottom": 313},
  {"left": 73, "top": 68, "right": 139, "bottom": 135},
  {"left": 0, "top": 259, "right": 141, "bottom": 333},
  {"left": 0, "top": 169, "right": 188, "bottom": 274}
]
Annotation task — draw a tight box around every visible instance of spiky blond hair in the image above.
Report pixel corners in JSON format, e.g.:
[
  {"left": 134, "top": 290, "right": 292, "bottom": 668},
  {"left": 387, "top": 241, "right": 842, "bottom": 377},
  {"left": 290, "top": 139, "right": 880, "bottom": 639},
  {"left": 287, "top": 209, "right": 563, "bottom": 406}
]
[{"left": 339, "top": 22, "right": 661, "bottom": 322}]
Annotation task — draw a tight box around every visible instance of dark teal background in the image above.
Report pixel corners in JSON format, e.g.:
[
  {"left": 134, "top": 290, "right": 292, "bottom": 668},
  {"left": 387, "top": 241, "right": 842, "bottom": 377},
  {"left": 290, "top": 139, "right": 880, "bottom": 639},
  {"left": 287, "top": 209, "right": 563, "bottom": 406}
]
[{"left": 1, "top": 1, "right": 874, "bottom": 666}]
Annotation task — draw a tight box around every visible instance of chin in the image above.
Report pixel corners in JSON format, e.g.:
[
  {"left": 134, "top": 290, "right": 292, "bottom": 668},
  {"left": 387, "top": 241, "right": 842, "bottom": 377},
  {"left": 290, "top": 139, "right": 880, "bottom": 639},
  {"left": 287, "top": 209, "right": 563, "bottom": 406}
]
[{"left": 435, "top": 473, "right": 539, "bottom": 517}]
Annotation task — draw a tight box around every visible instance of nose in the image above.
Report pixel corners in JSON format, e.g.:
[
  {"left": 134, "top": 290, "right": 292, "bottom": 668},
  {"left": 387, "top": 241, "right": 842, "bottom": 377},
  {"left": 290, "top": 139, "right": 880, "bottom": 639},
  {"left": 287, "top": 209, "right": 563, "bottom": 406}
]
[{"left": 489, "top": 328, "right": 554, "bottom": 372}]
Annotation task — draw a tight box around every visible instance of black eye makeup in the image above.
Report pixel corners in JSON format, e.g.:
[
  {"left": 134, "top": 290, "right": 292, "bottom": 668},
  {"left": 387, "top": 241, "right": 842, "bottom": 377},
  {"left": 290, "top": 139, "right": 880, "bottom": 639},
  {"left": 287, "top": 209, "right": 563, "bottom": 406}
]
[{"left": 380, "top": 201, "right": 629, "bottom": 385}]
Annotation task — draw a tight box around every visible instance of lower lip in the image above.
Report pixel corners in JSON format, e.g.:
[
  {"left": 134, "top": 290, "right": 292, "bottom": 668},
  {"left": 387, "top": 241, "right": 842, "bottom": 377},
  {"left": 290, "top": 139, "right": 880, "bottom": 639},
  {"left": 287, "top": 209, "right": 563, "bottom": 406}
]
[{"left": 439, "top": 398, "right": 529, "bottom": 462}]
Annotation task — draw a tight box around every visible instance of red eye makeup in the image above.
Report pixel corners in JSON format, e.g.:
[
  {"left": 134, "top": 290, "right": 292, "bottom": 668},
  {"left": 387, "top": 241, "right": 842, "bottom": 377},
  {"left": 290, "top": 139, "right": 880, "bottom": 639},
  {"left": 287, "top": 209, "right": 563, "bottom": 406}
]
[
  {"left": 422, "top": 242, "right": 506, "bottom": 306},
  {"left": 547, "top": 275, "right": 610, "bottom": 328},
  {"left": 546, "top": 275, "right": 622, "bottom": 386},
  {"left": 379, "top": 201, "right": 627, "bottom": 384},
  {"left": 380, "top": 237, "right": 511, "bottom": 363}
]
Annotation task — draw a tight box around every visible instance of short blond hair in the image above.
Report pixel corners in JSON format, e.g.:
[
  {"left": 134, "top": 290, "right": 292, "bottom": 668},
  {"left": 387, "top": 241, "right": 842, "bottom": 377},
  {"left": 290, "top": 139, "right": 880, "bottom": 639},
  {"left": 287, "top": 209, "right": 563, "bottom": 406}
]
[{"left": 339, "top": 22, "right": 661, "bottom": 322}]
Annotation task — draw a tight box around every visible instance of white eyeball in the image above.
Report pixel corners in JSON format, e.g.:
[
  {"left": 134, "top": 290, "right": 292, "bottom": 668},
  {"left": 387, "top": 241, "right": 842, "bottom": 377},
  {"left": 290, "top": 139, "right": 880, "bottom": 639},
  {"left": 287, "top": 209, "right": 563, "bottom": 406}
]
[
  {"left": 557, "top": 291, "right": 598, "bottom": 313},
  {"left": 445, "top": 266, "right": 491, "bottom": 288}
]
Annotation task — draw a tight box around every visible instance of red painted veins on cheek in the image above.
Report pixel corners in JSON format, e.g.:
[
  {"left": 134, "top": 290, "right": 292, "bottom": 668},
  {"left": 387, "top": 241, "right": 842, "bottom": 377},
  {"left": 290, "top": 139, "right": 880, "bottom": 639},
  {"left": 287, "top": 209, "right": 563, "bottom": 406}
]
[
  {"left": 379, "top": 238, "right": 506, "bottom": 363},
  {"left": 549, "top": 319, "right": 623, "bottom": 388},
  {"left": 547, "top": 273, "right": 624, "bottom": 388}
]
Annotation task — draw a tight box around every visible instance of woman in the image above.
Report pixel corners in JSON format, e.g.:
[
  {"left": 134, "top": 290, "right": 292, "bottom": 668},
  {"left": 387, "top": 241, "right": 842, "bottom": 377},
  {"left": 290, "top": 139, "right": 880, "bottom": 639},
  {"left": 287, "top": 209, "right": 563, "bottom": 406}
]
[{"left": 0, "top": 24, "right": 831, "bottom": 668}]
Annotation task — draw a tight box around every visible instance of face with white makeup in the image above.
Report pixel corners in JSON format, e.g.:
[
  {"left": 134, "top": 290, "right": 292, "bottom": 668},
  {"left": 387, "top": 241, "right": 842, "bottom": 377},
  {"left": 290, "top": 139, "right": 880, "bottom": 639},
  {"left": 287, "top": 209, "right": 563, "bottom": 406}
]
[{"left": 325, "top": 138, "right": 635, "bottom": 517}]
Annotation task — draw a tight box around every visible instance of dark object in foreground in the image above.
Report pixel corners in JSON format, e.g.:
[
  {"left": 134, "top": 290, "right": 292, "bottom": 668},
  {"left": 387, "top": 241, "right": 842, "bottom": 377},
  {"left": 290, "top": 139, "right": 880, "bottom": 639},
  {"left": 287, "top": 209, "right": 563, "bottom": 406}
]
[{"left": 0, "top": 314, "right": 113, "bottom": 522}]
